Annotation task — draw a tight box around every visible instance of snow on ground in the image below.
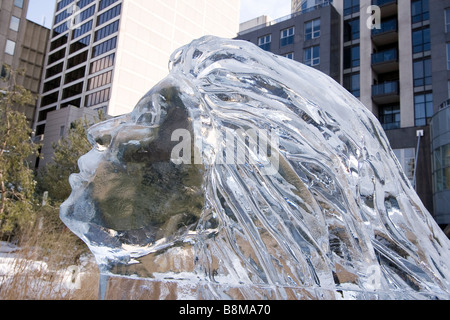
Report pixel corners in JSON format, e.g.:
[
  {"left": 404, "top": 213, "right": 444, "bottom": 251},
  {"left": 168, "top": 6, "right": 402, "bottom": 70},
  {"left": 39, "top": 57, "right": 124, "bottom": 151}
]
[{"left": 0, "top": 241, "right": 93, "bottom": 298}]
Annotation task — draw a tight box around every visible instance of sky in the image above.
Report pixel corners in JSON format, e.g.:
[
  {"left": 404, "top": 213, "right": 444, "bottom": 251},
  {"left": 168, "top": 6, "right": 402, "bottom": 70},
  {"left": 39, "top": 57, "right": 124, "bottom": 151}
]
[{"left": 25, "top": 0, "right": 292, "bottom": 29}]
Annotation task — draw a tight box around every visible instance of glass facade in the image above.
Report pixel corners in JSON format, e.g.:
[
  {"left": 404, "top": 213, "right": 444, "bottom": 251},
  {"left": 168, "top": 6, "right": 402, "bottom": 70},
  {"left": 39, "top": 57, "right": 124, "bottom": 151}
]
[
  {"left": 95, "top": 20, "right": 120, "bottom": 42},
  {"left": 92, "top": 36, "right": 117, "bottom": 58},
  {"left": 344, "top": 45, "right": 360, "bottom": 69},
  {"left": 258, "top": 35, "right": 271, "bottom": 51},
  {"left": 379, "top": 105, "right": 400, "bottom": 130},
  {"left": 304, "top": 46, "right": 320, "bottom": 66},
  {"left": 434, "top": 144, "right": 450, "bottom": 192},
  {"left": 39, "top": 0, "right": 121, "bottom": 114},
  {"left": 344, "top": 0, "right": 359, "bottom": 16},
  {"left": 305, "top": 19, "right": 320, "bottom": 40},
  {"left": 414, "top": 93, "right": 433, "bottom": 126},
  {"left": 280, "top": 27, "right": 295, "bottom": 46},
  {"left": 343, "top": 73, "right": 360, "bottom": 97},
  {"left": 97, "top": 3, "right": 121, "bottom": 26},
  {"left": 413, "top": 58, "right": 432, "bottom": 87},
  {"left": 412, "top": 27, "right": 431, "bottom": 53},
  {"left": 344, "top": 18, "right": 359, "bottom": 42},
  {"left": 411, "top": 0, "right": 429, "bottom": 23}
]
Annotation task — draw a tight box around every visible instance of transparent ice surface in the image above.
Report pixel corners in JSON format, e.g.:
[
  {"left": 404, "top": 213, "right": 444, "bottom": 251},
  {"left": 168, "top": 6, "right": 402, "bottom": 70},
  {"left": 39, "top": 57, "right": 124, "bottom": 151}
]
[{"left": 60, "top": 36, "right": 450, "bottom": 300}]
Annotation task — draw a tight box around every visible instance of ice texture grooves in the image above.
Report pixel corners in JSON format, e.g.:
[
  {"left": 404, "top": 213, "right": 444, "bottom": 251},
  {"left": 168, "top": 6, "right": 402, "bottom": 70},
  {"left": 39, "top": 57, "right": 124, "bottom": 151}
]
[{"left": 60, "top": 36, "right": 450, "bottom": 300}]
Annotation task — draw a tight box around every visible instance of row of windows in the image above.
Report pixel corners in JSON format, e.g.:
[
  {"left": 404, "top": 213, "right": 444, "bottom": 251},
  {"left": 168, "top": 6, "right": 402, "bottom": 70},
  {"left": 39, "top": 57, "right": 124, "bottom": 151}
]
[
  {"left": 90, "top": 53, "right": 115, "bottom": 74},
  {"left": 78, "top": 0, "right": 95, "bottom": 10},
  {"left": 99, "top": 0, "right": 120, "bottom": 11},
  {"left": 85, "top": 87, "right": 111, "bottom": 107},
  {"left": 433, "top": 144, "right": 450, "bottom": 193},
  {"left": 95, "top": 20, "right": 119, "bottom": 42},
  {"left": 57, "top": 0, "right": 75, "bottom": 12},
  {"left": 55, "top": 1, "right": 95, "bottom": 25},
  {"left": 92, "top": 36, "right": 117, "bottom": 58},
  {"left": 72, "top": 20, "right": 93, "bottom": 40},
  {"left": 412, "top": 0, "right": 429, "bottom": 24},
  {"left": 378, "top": 92, "right": 433, "bottom": 129},
  {"left": 65, "top": 66, "right": 86, "bottom": 85},
  {"left": 97, "top": 4, "right": 122, "bottom": 27},
  {"left": 87, "top": 70, "right": 113, "bottom": 91},
  {"left": 69, "top": 35, "right": 91, "bottom": 54},
  {"left": 50, "top": 10, "right": 119, "bottom": 53},
  {"left": 257, "top": 18, "right": 321, "bottom": 52}
]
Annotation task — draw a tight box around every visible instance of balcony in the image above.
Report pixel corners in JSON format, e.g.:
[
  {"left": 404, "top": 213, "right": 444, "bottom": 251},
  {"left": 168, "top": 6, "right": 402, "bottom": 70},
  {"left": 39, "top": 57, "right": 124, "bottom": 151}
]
[
  {"left": 371, "top": 0, "right": 398, "bottom": 18},
  {"left": 372, "top": 19, "right": 398, "bottom": 46},
  {"left": 371, "top": 48, "right": 399, "bottom": 73},
  {"left": 372, "top": 81, "right": 400, "bottom": 104}
]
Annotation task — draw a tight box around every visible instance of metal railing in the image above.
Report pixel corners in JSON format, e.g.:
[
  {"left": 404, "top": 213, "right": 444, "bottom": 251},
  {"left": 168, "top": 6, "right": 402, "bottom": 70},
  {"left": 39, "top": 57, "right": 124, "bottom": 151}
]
[
  {"left": 372, "top": 19, "right": 397, "bottom": 36},
  {"left": 372, "top": 48, "right": 398, "bottom": 64},
  {"left": 372, "top": 81, "right": 399, "bottom": 96},
  {"left": 238, "top": 1, "right": 332, "bottom": 36}
]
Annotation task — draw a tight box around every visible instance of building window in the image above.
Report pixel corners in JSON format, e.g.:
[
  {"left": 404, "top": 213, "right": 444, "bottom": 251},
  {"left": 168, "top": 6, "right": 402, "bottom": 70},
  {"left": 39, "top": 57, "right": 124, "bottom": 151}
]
[
  {"left": 43, "top": 77, "right": 61, "bottom": 93},
  {"left": 414, "top": 93, "right": 433, "bottom": 126},
  {"left": 305, "top": 19, "right": 320, "bottom": 40},
  {"left": 95, "top": 20, "right": 120, "bottom": 42},
  {"left": 394, "top": 148, "right": 416, "bottom": 184},
  {"left": 412, "top": 27, "right": 430, "bottom": 53},
  {"left": 447, "top": 43, "right": 450, "bottom": 70},
  {"left": 97, "top": 3, "right": 122, "bottom": 26},
  {"left": 5, "top": 40, "right": 16, "bottom": 56},
  {"left": 304, "top": 46, "right": 320, "bottom": 66},
  {"left": 46, "top": 62, "right": 64, "bottom": 79},
  {"left": 62, "top": 82, "right": 83, "bottom": 100},
  {"left": 344, "top": 0, "right": 359, "bottom": 16},
  {"left": 343, "top": 73, "right": 360, "bottom": 97},
  {"left": 99, "top": 0, "right": 119, "bottom": 11},
  {"left": 88, "top": 70, "right": 113, "bottom": 90},
  {"left": 92, "top": 36, "right": 117, "bottom": 58},
  {"left": 64, "top": 66, "right": 86, "bottom": 85},
  {"left": 1, "top": 64, "right": 10, "bottom": 79},
  {"left": 344, "top": 18, "right": 359, "bottom": 42},
  {"left": 379, "top": 105, "right": 400, "bottom": 130},
  {"left": 413, "top": 58, "right": 432, "bottom": 87},
  {"left": 433, "top": 144, "right": 450, "bottom": 192},
  {"left": 72, "top": 20, "right": 93, "bottom": 39},
  {"left": 69, "top": 35, "right": 91, "bottom": 54},
  {"left": 90, "top": 53, "right": 115, "bottom": 74},
  {"left": 10, "top": 16, "right": 20, "bottom": 32},
  {"left": 258, "top": 35, "right": 271, "bottom": 51},
  {"left": 85, "top": 87, "right": 111, "bottom": 107},
  {"left": 67, "top": 51, "right": 88, "bottom": 69},
  {"left": 344, "top": 45, "right": 360, "bottom": 69},
  {"left": 14, "top": 0, "right": 24, "bottom": 8},
  {"left": 281, "top": 27, "right": 295, "bottom": 46},
  {"left": 78, "top": 0, "right": 96, "bottom": 10},
  {"left": 283, "top": 52, "right": 294, "bottom": 60},
  {"left": 411, "top": 0, "right": 429, "bottom": 23},
  {"left": 50, "top": 35, "right": 68, "bottom": 51},
  {"left": 446, "top": 9, "right": 450, "bottom": 33}
]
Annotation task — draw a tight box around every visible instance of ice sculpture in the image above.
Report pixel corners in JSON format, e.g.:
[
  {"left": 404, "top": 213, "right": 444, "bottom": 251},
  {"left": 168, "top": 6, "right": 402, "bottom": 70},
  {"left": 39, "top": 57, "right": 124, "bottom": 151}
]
[{"left": 60, "top": 36, "right": 450, "bottom": 300}]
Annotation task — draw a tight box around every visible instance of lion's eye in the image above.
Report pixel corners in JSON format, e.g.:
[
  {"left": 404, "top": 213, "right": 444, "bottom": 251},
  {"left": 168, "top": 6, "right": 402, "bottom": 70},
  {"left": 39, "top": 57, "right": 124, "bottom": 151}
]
[{"left": 95, "top": 134, "right": 112, "bottom": 151}]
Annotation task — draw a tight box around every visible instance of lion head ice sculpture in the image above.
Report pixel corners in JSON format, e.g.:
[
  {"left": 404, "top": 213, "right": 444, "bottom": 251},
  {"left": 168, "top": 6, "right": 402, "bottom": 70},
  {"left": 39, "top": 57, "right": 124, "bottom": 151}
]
[{"left": 60, "top": 36, "right": 450, "bottom": 299}]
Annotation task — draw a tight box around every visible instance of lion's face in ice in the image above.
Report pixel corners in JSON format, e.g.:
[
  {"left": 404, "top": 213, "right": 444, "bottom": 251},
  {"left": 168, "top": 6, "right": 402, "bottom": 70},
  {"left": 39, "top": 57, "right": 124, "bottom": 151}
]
[{"left": 60, "top": 36, "right": 450, "bottom": 299}]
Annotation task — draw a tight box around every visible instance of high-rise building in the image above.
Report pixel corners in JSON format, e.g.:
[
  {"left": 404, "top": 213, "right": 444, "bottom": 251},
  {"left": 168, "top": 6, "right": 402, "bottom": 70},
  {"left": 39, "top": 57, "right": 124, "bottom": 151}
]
[
  {"left": 236, "top": 2, "right": 341, "bottom": 82},
  {"left": 237, "top": 0, "right": 450, "bottom": 231},
  {"left": 34, "top": 0, "right": 240, "bottom": 167},
  {"left": 0, "top": 0, "right": 50, "bottom": 124},
  {"left": 292, "top": 0, "right": 334, "bottom": 13}
]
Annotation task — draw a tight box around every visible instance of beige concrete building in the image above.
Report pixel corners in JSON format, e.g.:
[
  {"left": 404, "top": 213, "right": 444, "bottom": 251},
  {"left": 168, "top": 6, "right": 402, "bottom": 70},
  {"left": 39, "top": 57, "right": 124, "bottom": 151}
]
[
  {"left": 34, "top": 0, "right": 240, "bottom": 167},
  {"left": 1, "top": 0, "right": 50, "bottom": 124}
]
